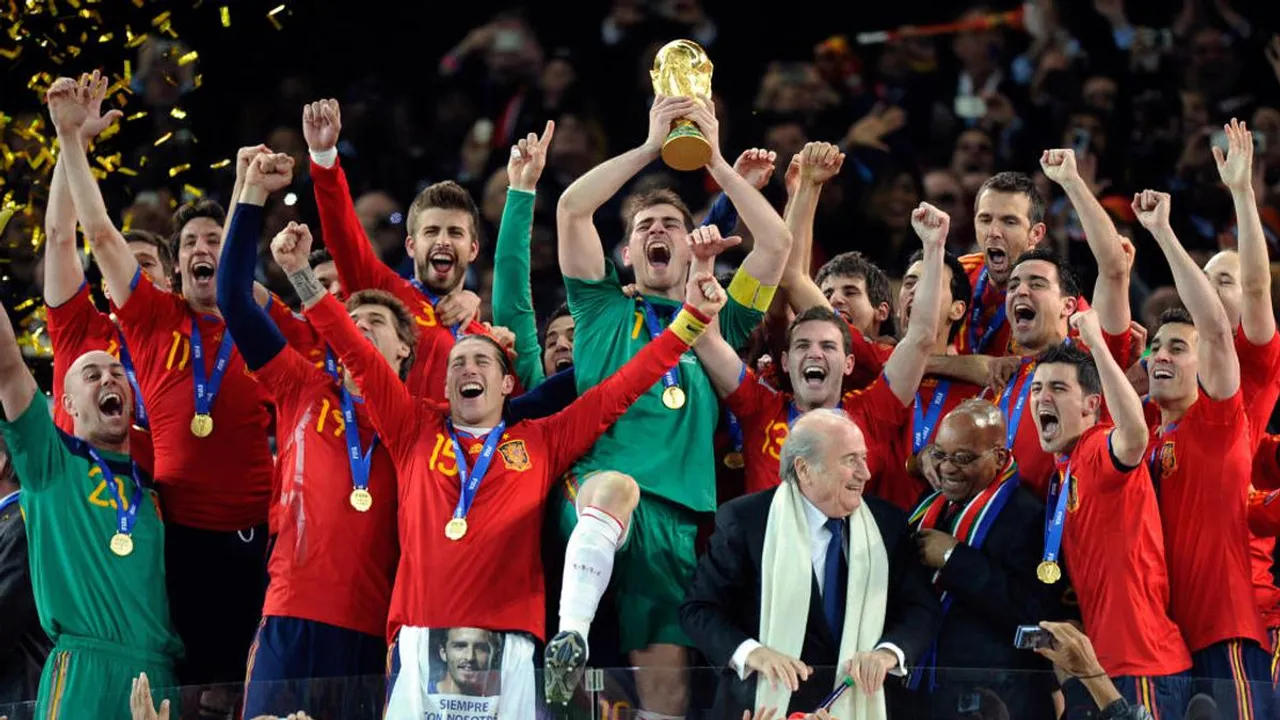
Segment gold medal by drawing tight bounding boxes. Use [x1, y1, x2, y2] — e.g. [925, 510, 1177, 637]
[1036, 560, 1061, 584]
[109, 532, 134, 557]
[349, 489, 373, 513]
[445, 517, 468, 541]
[662, 386, 686, 410]
[905, 453, 921, 478]
[723, 451, 745, 470]
[190, 413, 214, 438]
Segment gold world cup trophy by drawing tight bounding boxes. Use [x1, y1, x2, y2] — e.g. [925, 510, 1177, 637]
[650, 39, 714, 171]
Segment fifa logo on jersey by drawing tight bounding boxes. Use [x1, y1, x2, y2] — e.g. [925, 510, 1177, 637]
[498, 440, 531, 472]
[1156, 442, 1177, 476]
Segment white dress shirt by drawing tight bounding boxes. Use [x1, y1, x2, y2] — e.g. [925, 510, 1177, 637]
[729, 495, 906, 680]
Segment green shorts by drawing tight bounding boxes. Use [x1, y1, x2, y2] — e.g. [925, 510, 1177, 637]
[36, 635, 178, 720]
[559, 475, 699, 654]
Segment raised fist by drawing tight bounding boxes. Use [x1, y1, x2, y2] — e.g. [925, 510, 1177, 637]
[270, 221, 314, 274]
[302, 99, 342, 153]
[245, 152, 295, 193]
[910, 202, 950, 249]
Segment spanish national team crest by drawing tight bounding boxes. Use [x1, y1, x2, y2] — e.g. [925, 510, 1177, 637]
[498, 440, 531, 471]
[1158, 442, 1177, 476]
[1066, 478, 1081, 513]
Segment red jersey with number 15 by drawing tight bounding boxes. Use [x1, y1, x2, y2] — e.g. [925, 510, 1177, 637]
[305, 293, 696, 643]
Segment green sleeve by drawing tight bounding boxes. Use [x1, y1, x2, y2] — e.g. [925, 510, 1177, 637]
[718, 297, 766, 351]
[490, 188, 544, 389]
[0, 393, 68, 493]
[564, 261, 627, 328]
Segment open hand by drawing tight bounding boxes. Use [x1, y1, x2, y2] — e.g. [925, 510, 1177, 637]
[508, 120, 555, 192]
[799, 141, 845, 185]
[130, 672, 170, 720]
[733, 148, 777, 189]
[78, 70, 123, 142]
[687, 224, 743, 263]
[46, 76, 89, 135]
[1212, 117, 1254, 193]
[270, 221, 314, 274]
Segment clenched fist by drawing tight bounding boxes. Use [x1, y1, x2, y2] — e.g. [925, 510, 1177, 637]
[270, 222, 315, 274]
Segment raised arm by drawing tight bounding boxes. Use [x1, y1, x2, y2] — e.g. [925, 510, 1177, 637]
[1077, 310, 1149, 466]
[492, 121, 554, 389]
[556, 95, 696, 280]
[686, 98, 793, 285]
[1134, 189, 1239, 399]
[1041, 149, 1131, 334]
[216, 153, 296, 371]
[780, 142, 844, 313]
[1214, 118, 1275, 343]
[47, 75, 138, 308]
[686, 228, 749, 398]
[882, 203, 948, 405]
[0, 298, 39, 421]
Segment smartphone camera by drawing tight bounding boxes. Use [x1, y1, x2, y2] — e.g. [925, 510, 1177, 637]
[1014, 625, 1055, 650]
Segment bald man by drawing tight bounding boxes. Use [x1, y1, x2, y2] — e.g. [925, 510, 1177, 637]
[910, 399, 1066, 719]
[681, 411, 939, 718]
[0, 305, 181, 720]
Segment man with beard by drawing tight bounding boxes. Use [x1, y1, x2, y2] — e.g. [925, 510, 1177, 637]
[304, 99, 494, 402]
[0, 292, 182, 719]
[275, 214, 728, 718]
[1134, 188, 1272, 718]
[48, 75, 276, 685]
[432, 628, 500, 697]
[546, 94, 792, 716]
[1028, 311, 1191, 718]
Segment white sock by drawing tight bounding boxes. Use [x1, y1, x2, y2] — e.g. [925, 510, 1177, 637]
[635, 712, 684, 720]
[558, 505, 624, 647]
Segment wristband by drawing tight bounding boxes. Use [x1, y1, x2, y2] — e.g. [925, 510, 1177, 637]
[670, 305, 709, 345]
[727, 268, 778, 312]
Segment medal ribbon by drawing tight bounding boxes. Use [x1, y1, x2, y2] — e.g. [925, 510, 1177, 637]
[726, 365, 747, 455]
[0, 490, 19, 515]
[411, 279, 460, 339]
[189, 314, 236, 421]
[787, 402, 801, 427]
[447, 420, 507, 522]
[912, 381, 951, 454]
[87, 447, 144, 539]
[116, 330, 148, 429]
[639, 299, 681, 394]
[967, 268, 1007, 354]
[327, 350, 377, 495]
[1042, 460, 1072, 574]
[908, 462, 1020, 690]
[1147, 422, 1179, 496]
[998, 360, 1034, 448]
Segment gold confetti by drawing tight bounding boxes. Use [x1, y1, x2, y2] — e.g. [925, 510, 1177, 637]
[183, 184, 203, 198]
[0, 47, 20, 61]
[98, 32, 113, 43]
[153, 132, 173, 146]
[267, 4, 286, 29]
[178, 50, 197, 66]
[127, 110, 148, 121]
[193, 74, 203, 88]
[220, 5, 230, 26]
[123, 60, 131, 81]
[116, 167, 137, 177]
[168, 163, 190, 177]
[170, 107, 186, 120]
[210, 158, 231, 169]
[14, 298, 35, 311]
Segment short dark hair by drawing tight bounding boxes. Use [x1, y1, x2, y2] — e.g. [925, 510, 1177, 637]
[308, 247, 333, 269]
[454, 334, 513, 376]
[540, 302, 572, 348]
[407, 180, 481, 242]
[169, 199, 226, 258]
[814, 251, 893, 316]
[1035, 342, 1102, 396]
[1011, 246, 1081, 298]
[975, 171, 1045, 225]
[786, 305, 854, 356]
[1157, 307, 1195, 332]
[622, 188, 695, 238]
[907, 248, 972, 342]
[123, 229, 175, 280]
[345, 289, 418, 381]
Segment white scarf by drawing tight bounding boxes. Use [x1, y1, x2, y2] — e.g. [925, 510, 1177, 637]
[757, 483, 890, 719]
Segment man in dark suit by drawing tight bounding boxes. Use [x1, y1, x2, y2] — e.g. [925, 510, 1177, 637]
[0, 432, 51, 718]
[681, 410, 940, 718]
[912, 399, 1065, 719]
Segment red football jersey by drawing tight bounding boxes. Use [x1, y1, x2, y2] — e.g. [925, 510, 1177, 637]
[725, 370, 909, 495]
[1148, 390, 1267, 652]
[114, 275, 273, 530]
[1237, 330, 1280, 449]
[253, 348, 399, 637]
[311, 159, 490, 403]
[305, 293, 694, 643]
[875, 376, 983, 511]
[45, 283, 155, 475]
[1057, 425, 1191, 677]
[846, 326, 893, 392]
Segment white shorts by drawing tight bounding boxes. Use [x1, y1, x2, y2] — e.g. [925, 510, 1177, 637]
[384, 626, 538, 720]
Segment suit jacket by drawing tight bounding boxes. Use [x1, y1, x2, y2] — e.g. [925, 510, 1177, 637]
[680, 487, 941, 718]
[924, 486, 1067, 720]
[0, 496, 51, 709]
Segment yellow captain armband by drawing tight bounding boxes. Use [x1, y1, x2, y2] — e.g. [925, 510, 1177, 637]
[670, 305, 711, 345]
[727, 268, 778, 312]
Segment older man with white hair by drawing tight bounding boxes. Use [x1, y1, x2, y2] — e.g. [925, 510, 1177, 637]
[682, 410, 939, 719]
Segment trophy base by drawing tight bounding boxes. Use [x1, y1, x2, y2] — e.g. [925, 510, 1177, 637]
[661, 123, 712, 172]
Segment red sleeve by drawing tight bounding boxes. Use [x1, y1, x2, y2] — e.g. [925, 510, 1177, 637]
[114, 272, 182, 335]
[311, 158, 404, 296]
[251, 346, 326, 422]
[1254, 434, 1280, 491]
[1249, 489, 1280, 537]
[304, 293, 421, 459]
[845, 323, 889, 391]
[539, 329, 693, 483]
[725, 367, 779, 425]
[843, 375, 911, 451]
[266, 294, 324, 355]
[1099, 327, 1134, 370]
[47, 283, 116, 379]
[1185, 388, 1246, 436]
